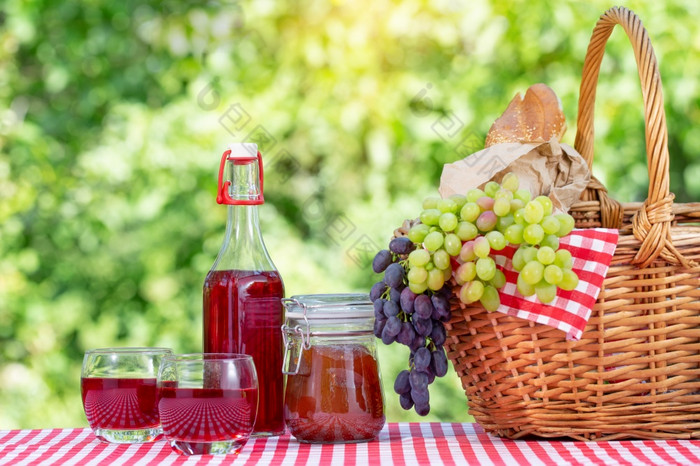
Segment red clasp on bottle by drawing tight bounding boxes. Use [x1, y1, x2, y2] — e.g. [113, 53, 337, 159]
[216, 148, 265, 205]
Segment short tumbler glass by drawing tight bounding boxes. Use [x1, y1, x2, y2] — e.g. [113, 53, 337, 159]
[81, 347, 173, 443]
[158, 353, 259, 456]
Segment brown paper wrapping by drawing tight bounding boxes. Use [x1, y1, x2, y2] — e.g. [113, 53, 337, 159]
[438, 139, 590, 214]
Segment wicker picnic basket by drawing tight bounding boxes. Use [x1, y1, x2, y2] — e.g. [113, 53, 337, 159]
[441, 7, 700, 440]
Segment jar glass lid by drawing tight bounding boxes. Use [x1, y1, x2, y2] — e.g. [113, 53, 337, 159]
[282, 293, 373, 320]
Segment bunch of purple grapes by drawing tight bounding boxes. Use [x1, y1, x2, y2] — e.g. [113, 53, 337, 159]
[370, 236, 451, 416]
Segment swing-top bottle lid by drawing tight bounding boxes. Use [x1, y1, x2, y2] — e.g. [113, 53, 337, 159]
[216, 143, 265, 205]
[227, 143, 259, 161]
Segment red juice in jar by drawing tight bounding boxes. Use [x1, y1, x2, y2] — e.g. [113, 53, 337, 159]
[203, 144, 285, 436]
[284, 344, 385, 443]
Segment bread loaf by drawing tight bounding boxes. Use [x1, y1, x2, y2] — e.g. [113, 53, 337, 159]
[485, 83, 566, 147]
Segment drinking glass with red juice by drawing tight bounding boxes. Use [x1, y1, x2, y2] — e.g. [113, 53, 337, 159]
[81, 347, 172, 443]
[157, 353, 258, 456]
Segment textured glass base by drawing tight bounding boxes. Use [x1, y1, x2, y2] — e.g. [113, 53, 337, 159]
[295, 437, 377, 444]
[169, 439, 249, 456]
[94, 427, 163, 444]
[251, 428, 285, 438]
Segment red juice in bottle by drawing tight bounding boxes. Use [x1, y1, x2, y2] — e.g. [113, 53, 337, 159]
[203, 144, 285, 436]
[204, 269, 284, 435]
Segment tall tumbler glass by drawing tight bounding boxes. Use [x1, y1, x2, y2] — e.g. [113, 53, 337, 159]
[158, 353, 258, 456]
[81, 347, 173, 443]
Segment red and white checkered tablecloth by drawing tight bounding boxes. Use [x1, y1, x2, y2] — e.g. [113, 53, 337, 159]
[496, 228, 619, 340]
[2, 423, 700, 465]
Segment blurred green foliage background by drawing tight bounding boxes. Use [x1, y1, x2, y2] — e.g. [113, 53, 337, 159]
[1, 0, 699, 428]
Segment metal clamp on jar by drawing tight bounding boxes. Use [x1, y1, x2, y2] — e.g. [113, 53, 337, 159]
[282, 294, 385, 444]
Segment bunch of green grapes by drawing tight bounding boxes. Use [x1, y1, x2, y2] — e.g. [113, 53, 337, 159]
[406, 172, 579, 311]
[404, 196, 467, 295]
[508, 202, 579, 303]
[500, 178, 579, 303]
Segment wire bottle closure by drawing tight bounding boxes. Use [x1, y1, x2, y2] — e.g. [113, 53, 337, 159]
[216, 147, 265, 205]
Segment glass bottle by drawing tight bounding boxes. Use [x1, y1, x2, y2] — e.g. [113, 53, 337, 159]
[203, 143, 285, 437]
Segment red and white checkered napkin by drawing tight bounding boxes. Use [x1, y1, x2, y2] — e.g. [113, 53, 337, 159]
[494, 228, 619, 341]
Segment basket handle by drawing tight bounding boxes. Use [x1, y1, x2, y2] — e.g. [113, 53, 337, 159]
[573, 6, 691, 268]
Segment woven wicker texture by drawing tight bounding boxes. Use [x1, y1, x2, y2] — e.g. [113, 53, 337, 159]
[443, 7, 700, 440]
